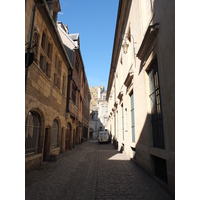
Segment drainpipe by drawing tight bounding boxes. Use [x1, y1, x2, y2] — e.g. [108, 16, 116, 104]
[25, 4, 36, 91]
[25, 2, 45, 91]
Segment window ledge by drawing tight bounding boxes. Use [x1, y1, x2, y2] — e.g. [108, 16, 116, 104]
[149, 146, 166, 160]
[137, 23, 159, 60]
[117, 91, 123, 101]
[124, 72, 134, 88]
[25, 153, 42, 162]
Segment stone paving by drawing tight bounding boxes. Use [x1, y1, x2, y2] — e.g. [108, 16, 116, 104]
[25, 141, 173, 200]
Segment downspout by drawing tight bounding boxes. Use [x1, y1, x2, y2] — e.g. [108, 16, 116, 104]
[25, 4, 36, 91]
[25, 2, 45, 91]
[66, 69, 72, 112]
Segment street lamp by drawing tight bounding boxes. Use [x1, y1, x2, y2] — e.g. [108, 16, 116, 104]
[122, 33, 131, 54]
[122, 33, 137, 68]
[122, 39, 129, 54]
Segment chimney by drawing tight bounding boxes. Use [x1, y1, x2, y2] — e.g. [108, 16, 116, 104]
[65, 24, 69, 34]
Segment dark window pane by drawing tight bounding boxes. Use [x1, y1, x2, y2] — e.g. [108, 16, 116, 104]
[25, 111, 41, 154]
[148, 59, 165, 149]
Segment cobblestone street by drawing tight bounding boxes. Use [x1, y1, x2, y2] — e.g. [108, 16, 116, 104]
[25, 141, 172, 200]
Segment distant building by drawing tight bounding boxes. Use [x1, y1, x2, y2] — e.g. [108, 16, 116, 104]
[107, 0, 175, 197]
[89, 87, 108, 139]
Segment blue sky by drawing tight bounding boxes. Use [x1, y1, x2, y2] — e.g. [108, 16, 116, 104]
[57, 0, 119, 90]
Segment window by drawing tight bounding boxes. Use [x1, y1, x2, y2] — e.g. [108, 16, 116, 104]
[51, 119, 59, 147]
[58, 61, 62, 75]
[40, 55, 51, 78]
[54, 54, 61, 89]
[148, 59, 165, 149]
[41, 32, 46, 51]
[55, 54, 58, 70]
[25, 111, 41, 155]
[40, 55, 45, 72]
[72, 82, 76, 104]
[47, 42, 53, 60]
[153, 156, 168, 183]
[62, 74, 66, 95]
[32, 29, 39, 64]
[130, 91, 135, 142]
[122, 104, 124, 140]
[40, 31, 51, 78]
[80, 97, 82, 112]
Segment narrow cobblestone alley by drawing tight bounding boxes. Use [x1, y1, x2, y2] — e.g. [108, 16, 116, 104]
[25, 141, 172, 200]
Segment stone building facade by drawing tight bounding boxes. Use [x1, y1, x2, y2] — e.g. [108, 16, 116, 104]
[106, 0, 175, 197]
[25, 0, 90, 172]
[89, 87, 108, 139]
[82, 74, 91, 140]
[57, 22, 91, 147]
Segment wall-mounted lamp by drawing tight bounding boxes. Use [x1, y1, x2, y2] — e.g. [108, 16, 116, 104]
[122, 40, 129, 54]
[122, 33, 133, 54]
[122, 33, 130, 54]
[122, 32, 137, 68]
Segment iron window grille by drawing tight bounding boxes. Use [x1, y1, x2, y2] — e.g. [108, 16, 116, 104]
[148, 59, 165, 149]
[51, 119, 58, 148]
[25, 111, 41, 155]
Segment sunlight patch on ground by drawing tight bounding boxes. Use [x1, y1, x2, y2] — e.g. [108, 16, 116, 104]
[108, 153, 130, 161]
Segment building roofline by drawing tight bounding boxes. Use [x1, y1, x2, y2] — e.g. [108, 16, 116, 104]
[106, 0, 131, 101]
[57, 23, 78, 48]
[36, 0, 73, 70]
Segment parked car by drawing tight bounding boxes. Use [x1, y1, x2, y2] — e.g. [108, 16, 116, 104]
[98, 130, 109, 144]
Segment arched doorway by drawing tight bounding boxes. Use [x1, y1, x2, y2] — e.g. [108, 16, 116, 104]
[65, 123, 71, 150]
